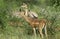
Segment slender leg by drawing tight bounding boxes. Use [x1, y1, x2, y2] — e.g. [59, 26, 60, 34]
[44, 26, 47, 37]
[33, 28, 36, 36]
[33, 28, 36, 39]
[39, 28, 43, 38]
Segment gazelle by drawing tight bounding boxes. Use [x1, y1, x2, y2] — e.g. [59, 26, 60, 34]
[20, 12, 47, 38]
[20, 3, 47, 38]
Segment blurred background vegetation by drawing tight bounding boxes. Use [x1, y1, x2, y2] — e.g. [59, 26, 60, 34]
[0, 0, 60, 39]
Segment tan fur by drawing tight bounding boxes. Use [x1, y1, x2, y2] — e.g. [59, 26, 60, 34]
[20, 12, 47, 38]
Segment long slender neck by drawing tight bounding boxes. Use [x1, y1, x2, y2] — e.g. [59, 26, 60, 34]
[21, 13, 31, 23]
[20, 7, 32, 23]
[25, 8, 28, 16]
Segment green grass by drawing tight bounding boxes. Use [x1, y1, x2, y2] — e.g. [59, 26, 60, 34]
[0, 0, 60, 39]
[0, 21, 60, 39]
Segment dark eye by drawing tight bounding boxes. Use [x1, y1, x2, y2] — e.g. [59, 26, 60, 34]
[19, 9, 21, 12]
